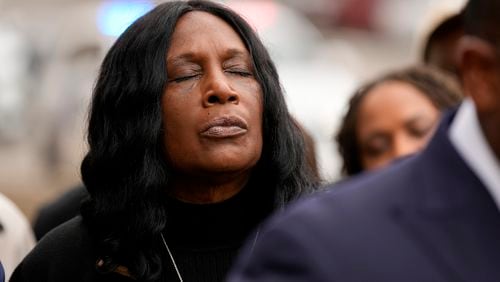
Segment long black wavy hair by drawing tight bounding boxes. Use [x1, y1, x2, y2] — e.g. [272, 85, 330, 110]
[80, 0, 319, 280]
[335, 65, 462, 176]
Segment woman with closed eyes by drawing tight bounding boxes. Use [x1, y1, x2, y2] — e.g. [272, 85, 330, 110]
[10, 1, 319, 281]
[336, 66, 462, 176]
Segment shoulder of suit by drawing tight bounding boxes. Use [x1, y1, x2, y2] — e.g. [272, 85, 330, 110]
[263, 155, 422, 233]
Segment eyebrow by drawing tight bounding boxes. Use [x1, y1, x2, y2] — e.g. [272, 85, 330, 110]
[167, 53, 197, 67]
[224, 48, 248, 60]
[403, 114, 434, 128]
[167, 48, 249, 67]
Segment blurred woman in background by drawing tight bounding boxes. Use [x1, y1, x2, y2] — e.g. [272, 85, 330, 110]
[336, 65, 462, 176]
[0, 193, 34, 281]
[11, 1, 318, 281]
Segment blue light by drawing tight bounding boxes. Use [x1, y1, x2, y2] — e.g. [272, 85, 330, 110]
[97, 1, 154, 37]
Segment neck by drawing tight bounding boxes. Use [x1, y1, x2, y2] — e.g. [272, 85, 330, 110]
[169, 171, 251, 204]
[480, 116, 500, 161]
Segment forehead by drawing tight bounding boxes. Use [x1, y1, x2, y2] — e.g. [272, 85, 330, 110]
[357, 81, 438, 124]
[361, 81, 432, 112]
[167, 11, 248, 58]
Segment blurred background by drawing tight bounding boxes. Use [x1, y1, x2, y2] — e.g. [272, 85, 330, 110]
[0, 0, 466, 220]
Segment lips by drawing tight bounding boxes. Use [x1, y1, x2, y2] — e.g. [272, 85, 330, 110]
[200, 116, 248, 138]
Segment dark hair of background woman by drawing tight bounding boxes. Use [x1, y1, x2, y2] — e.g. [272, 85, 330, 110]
[80, 0, 319, 280]
[335, 65, 462, 176]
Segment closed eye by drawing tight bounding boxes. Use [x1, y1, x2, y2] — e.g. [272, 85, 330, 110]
[226, 69, 253, 77]
[405, 117, 437, 138]
[361, 134, 390, 157]
[169, 74, 200, 83]
[408, 126, 431, 138]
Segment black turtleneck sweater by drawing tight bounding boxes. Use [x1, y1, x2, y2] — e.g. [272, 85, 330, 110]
[10, 187, 273, 282]
[162, 186, 271, 281]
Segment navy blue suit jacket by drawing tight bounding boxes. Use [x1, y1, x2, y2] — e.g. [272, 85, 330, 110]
[1, 261, 4, 282]
[228, 110, 500, 282]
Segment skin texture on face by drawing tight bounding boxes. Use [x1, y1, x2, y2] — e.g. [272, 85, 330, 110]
[356, 81, 441, 171]
[483, 57, 500, 160]
[459, 36, 500, 160]
[162, 11, 263, 203]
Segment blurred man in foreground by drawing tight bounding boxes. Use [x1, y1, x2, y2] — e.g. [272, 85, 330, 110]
[228, 0, 500, 280]
[1, 261, 4, 282]
[422, 12, 464, 76]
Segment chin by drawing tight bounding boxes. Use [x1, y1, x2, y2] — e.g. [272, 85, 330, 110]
[205, 159, 257, 174]
[202, 146, 261, 169]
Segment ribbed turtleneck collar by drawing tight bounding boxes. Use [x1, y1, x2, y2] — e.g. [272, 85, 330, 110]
[164, 184, 273, 250]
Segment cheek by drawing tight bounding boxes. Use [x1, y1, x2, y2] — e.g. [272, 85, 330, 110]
[162, 85, 201, 129]
[162, 96, 183, 138]
[249, 91, 264, 147]
[239, 82, 264, 160]
[240, 79, 263, 104]
[361, 155, 391, 171]
[236, 79, 263, 126]
[419, 128, 436, 145]
[243, 104, 263, 159]
[161, 93, 198, 157]
[361, 156, 382, 171]
[491, 75, 500, 111]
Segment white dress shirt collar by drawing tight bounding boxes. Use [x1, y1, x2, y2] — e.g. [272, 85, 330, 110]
[449, 99, 500, 209]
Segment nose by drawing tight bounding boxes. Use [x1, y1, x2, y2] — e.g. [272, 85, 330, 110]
[202, 72, 239, 107]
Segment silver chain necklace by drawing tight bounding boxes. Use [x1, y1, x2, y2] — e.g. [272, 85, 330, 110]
[160, 228, 260, 282]
[160, 233, 184, 282]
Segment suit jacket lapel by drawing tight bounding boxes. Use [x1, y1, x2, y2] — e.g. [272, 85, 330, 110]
[395, 110, 500, 282]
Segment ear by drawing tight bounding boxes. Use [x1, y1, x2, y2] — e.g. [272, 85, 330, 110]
[457, 36, 500, 115]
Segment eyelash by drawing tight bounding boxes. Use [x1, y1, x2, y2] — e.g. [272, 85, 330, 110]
[170, 74, 200, 83]
[169, 69, 252, 83]
[227, 70, 253, 77]
[408, 125, 431, 138]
